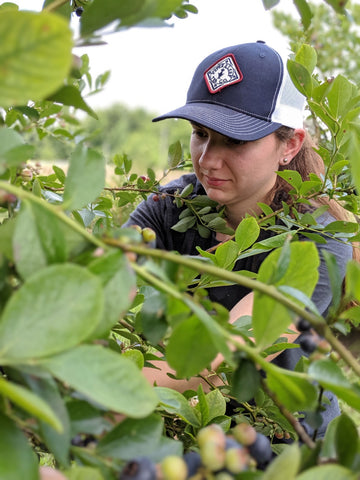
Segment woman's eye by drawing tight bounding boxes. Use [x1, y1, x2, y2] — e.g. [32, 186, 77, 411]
[226, 137, 246, 146]
[192, 129, 207, 138]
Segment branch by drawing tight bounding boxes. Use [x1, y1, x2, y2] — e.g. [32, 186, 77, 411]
[43, 0, 70, 11]
[261, 380, 316, 448]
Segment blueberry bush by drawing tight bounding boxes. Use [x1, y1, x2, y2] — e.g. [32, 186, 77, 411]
[1, 1, 360, 479]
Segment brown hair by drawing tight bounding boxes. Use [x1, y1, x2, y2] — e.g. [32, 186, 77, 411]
[271, 126, 359, 262]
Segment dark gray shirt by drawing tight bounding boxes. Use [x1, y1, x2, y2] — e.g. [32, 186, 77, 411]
[124, 173, 353, 437]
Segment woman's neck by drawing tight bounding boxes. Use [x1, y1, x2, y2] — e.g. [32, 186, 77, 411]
[224, 191, 275, 229]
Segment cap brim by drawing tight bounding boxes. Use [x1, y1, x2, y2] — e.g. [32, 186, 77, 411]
[152, 103, 282, 141]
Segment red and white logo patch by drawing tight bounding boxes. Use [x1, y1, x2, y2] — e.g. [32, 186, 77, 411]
[204, 54, 243, 94]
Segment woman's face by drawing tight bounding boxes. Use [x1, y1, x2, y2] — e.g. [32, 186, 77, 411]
[190, 123, 285, 217]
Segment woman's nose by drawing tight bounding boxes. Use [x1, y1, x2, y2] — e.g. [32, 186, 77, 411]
[198, 142, 223, 170]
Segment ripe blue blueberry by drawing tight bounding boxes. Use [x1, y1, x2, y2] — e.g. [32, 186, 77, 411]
[183, 451, 202, 477]
[248, 433, 273, 466]
[120, 457, 157, 480]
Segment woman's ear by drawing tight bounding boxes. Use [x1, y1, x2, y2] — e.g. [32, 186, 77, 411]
[281, 128, 306, 164]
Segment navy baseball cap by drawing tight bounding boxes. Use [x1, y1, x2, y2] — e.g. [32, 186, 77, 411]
[153, 41, 306, 141]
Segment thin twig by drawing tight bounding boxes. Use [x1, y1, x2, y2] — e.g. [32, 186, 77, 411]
[261, 380, 316, 448]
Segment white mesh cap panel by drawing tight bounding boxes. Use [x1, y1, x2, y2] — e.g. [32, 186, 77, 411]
[271, 63, 306, 129]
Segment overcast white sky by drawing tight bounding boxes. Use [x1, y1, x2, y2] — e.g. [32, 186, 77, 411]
[16, 0, 299, 115]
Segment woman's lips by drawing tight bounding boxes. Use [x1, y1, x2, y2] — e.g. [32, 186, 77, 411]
[205, 175, 228, 187]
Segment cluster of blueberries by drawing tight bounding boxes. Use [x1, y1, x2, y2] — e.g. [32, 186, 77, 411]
[120, 423, 274, 480]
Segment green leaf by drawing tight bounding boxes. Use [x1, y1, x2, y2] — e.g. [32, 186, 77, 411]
[67, 399, 112, 436]
[180, 183, 194, 198]
[231, 359, 261, 403]
[0, 127, 32, 171]
[326, 75, 354, 119]
[235, 216, 260, 252]
[184, 298, 232, 364]
[308, 359, 360, 411]
[47, 85, 98, 119]
[253, 242, 319, 349]
[88, 250, 137, 338]
[171, 215, 196, 232]
[138, 287, 168, 344]
[0, 412, 39, 480]
[40, 345, 158, 417]
[167, 140, 183, 167]
[334, 414, 359, 468]
[0, 264, 103, 362]
[204, 388, 227, 424]
[0, 10, 72, 107]
[308, 99, 337, 133]
[262, 442, 300, 480]
[64, 467, 104, 480]
[196, 384, 210, 426]
[80, 0, 146, 36]
[155, 387, 201, 427]
[321, 250, 342, 310]
[276, 170, 303, 192]
[253, 231, 293, 250]
[166, 315, 218, 378]
[63, 144, 106, 210]
[266, 365, 318, 411]
[97, 414, 182, 462]
[296, 464, 357, 480]
[295, 46, 317, 75]
[323, 221, 358, 234]
[323, 0, 349, 14]
[0, 376, 62, 432]
[13, 199, 67, 280]
[215, 240, 239, 270]
[345, 260, 360, 302]
[262, 0, 280, 9]
[287, 59, 313, 97]
[293, 1, 313, 30]
[27, 375, 71, 466]
[3, 144, 35, 167]
[346, 127, 360, 194]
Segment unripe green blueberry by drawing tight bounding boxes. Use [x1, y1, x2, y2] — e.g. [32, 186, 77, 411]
[20, 168, 33, 182]
[215, 471, 233, 480]
[197, 424, 225, 449]
[197, 425, 226, 472]
[131, 224, 143, 234]
[232, 423, 257, 447]
[330, 351, 341, 363]
[224, 446, 249, 473]
[199, 444, 225, 473]
[142, 227, 156, 243]
[317, 338, 332, 354]
[160, 455, 187, 480]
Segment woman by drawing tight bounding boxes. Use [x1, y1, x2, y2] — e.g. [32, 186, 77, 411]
[124, 41, 353, 437]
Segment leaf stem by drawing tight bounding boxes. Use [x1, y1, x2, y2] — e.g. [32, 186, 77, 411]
[43, 0, 70, 11]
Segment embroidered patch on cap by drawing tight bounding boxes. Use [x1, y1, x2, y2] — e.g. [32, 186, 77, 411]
[204, 54, 243, 94]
